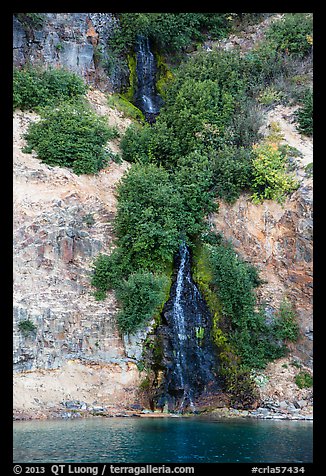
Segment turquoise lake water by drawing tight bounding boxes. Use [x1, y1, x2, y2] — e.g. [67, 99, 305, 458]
[13, 416, 313, 463]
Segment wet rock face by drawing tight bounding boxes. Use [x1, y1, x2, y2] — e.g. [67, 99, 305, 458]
[155, 244, 221, 413]
[134, 36, 164, 120]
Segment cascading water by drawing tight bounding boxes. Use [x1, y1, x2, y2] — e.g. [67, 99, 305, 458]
[134, 35, 163, 123]
[155, 243, 221, 413]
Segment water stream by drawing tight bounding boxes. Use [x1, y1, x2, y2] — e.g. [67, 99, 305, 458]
[156, 243, 221, 413]
[134, 35, 163, 122]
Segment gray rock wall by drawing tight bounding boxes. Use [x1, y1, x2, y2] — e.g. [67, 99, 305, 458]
[13, 196, 126, 371]
[13, 13, 126, 91]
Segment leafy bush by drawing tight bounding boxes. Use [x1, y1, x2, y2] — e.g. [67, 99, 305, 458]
[211, 145, 254, 203]
[305, 162, 313, 178]
[224, 366, 259, 408]
[110, 13, 233, 54]
[90, 254, 113, 300]
[251, 143, 299, 204]
[120, 121, 181, 168]
[273, 298, 300, 342]
[13, 67, 87, 111]
[295, 89, 313, 136]
[205, 241, 290, 369]
[266, 14, 313, 58]
[294, 371, 313, 389]
[114, 163, 182, 270]
[14, 13, 45, 30]
[226, 98, 264, 148]
[91, 252, 172, 334]
[116, 271, 170, 333]
[258, 85, 283, 106]
[120, 48, 266, 172]
[91, 248, 137, 297]
[83, 213, 95, 227]
[172, 151, 217, 236]
[208, 242, 257, 326]
[119, 123, 151, 163]
[23, 101, 117, 174]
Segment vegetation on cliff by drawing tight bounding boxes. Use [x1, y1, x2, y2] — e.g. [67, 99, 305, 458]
[109, 13, 235, 55]
[14, 67, 119, 174]
[92, 14, 311, 362]
[90, 15, 312, 406]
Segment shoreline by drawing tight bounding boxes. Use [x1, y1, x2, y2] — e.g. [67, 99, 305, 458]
[13, 406, 313, 422]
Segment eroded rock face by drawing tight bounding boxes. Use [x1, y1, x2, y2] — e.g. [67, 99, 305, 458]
[212, 104, 313, 368]
[13, 109, 131, 372]
[213, 188, 312, 366]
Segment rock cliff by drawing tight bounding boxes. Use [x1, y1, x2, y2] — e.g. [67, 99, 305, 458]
[213, 105, 313, 368]
[13, 13, 127, 91]
[13, 13, 313, 419]
[13, 92, 147, 417]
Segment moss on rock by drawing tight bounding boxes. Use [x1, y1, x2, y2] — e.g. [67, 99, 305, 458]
[192, 241, 259, 408]
[153, 50, 174, 99]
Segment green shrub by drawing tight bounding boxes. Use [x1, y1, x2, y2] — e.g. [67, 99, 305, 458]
[266, 14, 313, 58]
[224, 366, 259, 408]
[110, 13, 233, 54]
[204, 241, 289, 369]
[83, 213, 95, 227]
[91, 249, 136, 297]
[172, 151, 217, 236]
[14, 13, 45, 30]
[226, 98, 264, 148]
[251, 143, 299, 204]
[120, 121, 182, 168]
[294, 371, 313, 389]
[114, 163, 182, 270]
[208, 242, 257, 326]
[258, 86, 283, 106]
[18, 319, 37, 337]
[273, 298, 300, 342]
[90, 254, 112, 298]
[23, 101, 116, 175]
[13, 67, 87, 111]
[295, 89, 313, 136]
[305, 162, 313, 177]
[120, 123, 152, 163]
[116, 271, 170, 333]
[243, 41, 292, 96]
[211, 145, 254, 203]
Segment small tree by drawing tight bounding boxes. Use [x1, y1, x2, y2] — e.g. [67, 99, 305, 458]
[295, 89, 313, 137]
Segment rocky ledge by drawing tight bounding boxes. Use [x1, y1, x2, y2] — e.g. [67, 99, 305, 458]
[13, 389, 313, 422]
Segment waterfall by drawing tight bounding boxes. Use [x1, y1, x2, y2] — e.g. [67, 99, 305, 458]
[156, 243, 221, 413]
[171, 243, 196, 411]
[134, 35, 163, 122]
